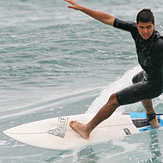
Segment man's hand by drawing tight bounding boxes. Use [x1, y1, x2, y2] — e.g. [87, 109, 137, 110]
[64, 0, 115, 26]
[65, 0, 82, 10]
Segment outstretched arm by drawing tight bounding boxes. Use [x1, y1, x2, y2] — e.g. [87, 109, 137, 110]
[65, 0, 116, 26]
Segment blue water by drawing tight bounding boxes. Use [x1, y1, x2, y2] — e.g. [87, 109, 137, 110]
[1, 0, 163, 162]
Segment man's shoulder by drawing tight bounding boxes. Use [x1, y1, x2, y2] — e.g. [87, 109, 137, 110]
[114, 18, 136, 27]
[155, 38, 163, 52]
[152, 33, 163, 54]
[114, 18, 137, 32]
[154, 31, 163, 46]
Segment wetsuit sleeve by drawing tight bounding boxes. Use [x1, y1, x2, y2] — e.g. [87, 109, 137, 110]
[113, 18, 136, 32]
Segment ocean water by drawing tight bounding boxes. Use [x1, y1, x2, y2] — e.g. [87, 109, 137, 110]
[1, 0, 163, 162]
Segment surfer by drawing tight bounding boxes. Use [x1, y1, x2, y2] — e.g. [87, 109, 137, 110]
[65, 0, 163, 139]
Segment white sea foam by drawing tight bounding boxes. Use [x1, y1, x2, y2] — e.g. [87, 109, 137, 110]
[86, 65, 142, 114]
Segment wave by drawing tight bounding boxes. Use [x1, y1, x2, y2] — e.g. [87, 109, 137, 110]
[86, 65, 142, 114]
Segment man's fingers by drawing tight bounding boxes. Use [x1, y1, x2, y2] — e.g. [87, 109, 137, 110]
[67, 5, 73, 8]
[65, 0, 80, 10]
[65, 0, 74, 4]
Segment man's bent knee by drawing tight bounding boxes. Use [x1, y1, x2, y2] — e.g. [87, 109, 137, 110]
[108, 93, 120, 107]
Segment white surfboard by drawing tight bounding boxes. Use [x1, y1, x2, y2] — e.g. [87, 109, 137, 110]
[3, 112, 163, 150]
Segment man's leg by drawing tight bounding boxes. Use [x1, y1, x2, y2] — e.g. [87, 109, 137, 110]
[132, 73, 159, 129]
[69, 93, 120, 139]
[141, 99, 159, 128]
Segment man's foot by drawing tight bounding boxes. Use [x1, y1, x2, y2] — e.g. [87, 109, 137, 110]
[150, 116, 159, 128]
[69, 121, 91, 139]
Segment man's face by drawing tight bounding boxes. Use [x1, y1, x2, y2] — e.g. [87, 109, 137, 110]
[137, 21, 155, 40]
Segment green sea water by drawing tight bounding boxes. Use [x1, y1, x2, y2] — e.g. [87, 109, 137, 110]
[1, 0, 163, 162]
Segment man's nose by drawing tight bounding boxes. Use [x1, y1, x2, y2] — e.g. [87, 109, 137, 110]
[143, 28, 148, 33]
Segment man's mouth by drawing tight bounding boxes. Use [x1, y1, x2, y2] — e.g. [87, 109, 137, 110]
[142, 34, 149, 39]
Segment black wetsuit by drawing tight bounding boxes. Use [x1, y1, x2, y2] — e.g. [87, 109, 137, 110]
[114, 18, 163, 105]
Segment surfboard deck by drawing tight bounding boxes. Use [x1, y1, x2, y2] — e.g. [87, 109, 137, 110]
[3, 112, 163, 150]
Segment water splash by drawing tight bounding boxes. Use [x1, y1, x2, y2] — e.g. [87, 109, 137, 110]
[86, 65, 142, 114]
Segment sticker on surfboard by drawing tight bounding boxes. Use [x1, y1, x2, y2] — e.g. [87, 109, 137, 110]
[47, 117, 68, 138]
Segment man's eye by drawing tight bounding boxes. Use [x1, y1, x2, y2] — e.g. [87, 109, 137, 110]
[146, 26, 151, 29]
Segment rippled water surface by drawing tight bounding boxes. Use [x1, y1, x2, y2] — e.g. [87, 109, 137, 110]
[1, 0, 163, 162]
